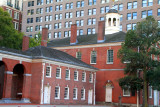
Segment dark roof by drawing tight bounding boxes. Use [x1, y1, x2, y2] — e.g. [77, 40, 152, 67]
[108, 9, 118, 13]
[0, 46, 97, 70]
[47, 31, 126, 47]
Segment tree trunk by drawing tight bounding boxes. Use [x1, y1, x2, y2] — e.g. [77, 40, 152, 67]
[143, 70, 148, 107]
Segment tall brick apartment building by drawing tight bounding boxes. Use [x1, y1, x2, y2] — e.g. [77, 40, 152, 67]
[48, 9, 160, 106]
[22, 0, 160, 39]
[0, 0, 23, 31]
[0, 28, 97, 104]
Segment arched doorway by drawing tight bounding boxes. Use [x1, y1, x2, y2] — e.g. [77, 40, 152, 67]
[105, 80, 114, 103]
[0, 61, 6, 99]
[11, 64, 24, 100]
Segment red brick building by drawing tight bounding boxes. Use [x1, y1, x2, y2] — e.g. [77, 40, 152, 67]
[0, 28, 97, 104]
[47, 9, 160, 106]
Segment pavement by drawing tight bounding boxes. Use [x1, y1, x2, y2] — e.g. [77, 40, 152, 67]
[0, 105, 117, 107]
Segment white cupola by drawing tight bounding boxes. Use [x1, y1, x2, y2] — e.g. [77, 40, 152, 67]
[105, 8, 120, 35]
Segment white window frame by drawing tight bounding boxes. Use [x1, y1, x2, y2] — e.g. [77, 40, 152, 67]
[107, 50, 114, 64]
[74, 71, 79, 81]
[65, 69, 70, 80]
[46, 66, 51, 77]
[90, 51, 97, 64]
[73, 88, 78, 100]
[55, 86, 60, 99]
[82, 72, 86, 82]
[81, 88, 85, 100]
[64, 87, 69, 99]
[56, 67, 61, 79]
[89, 73, 93, 83]
[123, 87, 130, 97]
[149, 86, 152, 98]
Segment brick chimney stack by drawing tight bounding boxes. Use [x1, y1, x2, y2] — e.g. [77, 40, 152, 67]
[70, 24, 78, 45]
[22, 36, 29, 51]
[97, 21, 105, 43]
[41, 28, 48, 47]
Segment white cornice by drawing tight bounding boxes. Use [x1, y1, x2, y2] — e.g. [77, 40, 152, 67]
[52, 42, 122, 50]
[32, 59, 98, 72]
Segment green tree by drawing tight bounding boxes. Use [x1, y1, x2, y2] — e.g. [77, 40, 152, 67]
[0, 7, 23, 50]
[118, 16, 160, 107]
[29, 32, 41, 48]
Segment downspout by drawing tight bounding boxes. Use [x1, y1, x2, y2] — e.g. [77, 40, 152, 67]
[94, 72, 96, 105]
[137, 46, 140, 107]
[40, 63, 45, 104]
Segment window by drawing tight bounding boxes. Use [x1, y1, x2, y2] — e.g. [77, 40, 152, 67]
[149, 86, 152, 98]
[132, 12, 137, 19]
[158, 0, 160, 4]
[142, 11, 147, 18]
[27, 9, 34, 15]
[65, 12, 72, 19]
[119, 4, 123, 11]
[91, 51, 97, 64]
[93, 18, 96, 25]
[74, 71, 78, 81]
[107, 50, 113, 64]
[65, 69, 70, 80]
[82, 72, 86, 82]
[93, 8, 96, 15]
[45, 6, 52, 13]
[123, 87, 130, 96]
[105, 6, 109, 13]
[148, 0, 153, 6]
[45, 24, 52, 30]
[55, 5, 62, 11]
[127, 24, 131, 31]
[120, 15, 123, 21]
[127, 2, 132, 9]
[73, 88, 78, 99]
[120, 25, 122, 31]
[28, 1, 34, 7]
[46, 66, 51, 77]
[127, 13, 131, 20]
[88, 19, 92, 25]
[37, 0, 43, 5]
[27, 18, 33, 23]
[89, 73, 93, 83]
[76, 52, 82, 60]
[14, 12, 19, 20]
[100, 7, 105, 14]
[54, 32, 61, 38]
[142, 0, 147, 7]
[87, 28, 91, 35]
[80, 29, 83, 35]
[114, 5, 118, 10]
[46, 0, 53, 4]
[56, 68, 61, 79]
[81, 88, 85, 100]
[35, 25, 42, 31]
[100, 17, 105, 21]
[48, 33, 51, 39]
[55, 86, 60, 99]
[77, 1, 84, 8]
[158, 9, 160, 16]
[64, 87, 69, 99]
[36, 8, 43, 14]
[133, 1, 137, 8]
[132, 23, 136, 30]
[148, 10, 152, 16]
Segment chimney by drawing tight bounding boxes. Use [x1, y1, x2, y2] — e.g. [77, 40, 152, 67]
[41, 27, 48, 47]
[22, 36, 29, 51]
[97, 21, 105, 43]
[70, 24, 78, 45]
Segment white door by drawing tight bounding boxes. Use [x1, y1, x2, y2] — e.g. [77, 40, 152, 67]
[88, 90, 93, 104]
[44, 86, 51, 104]
[154, 90, 159, 106]
[105, 88, 112, 102]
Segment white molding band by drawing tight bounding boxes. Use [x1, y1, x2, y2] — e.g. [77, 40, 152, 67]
[23, 74, 32, 76]
[99, 69, 124, 71]
[5, 71, 13, 74]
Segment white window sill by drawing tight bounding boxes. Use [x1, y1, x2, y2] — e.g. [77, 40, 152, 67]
[90, 63, 96, 65]
[89, 82, 93, 83]
[46, 76, 51, 78]
[55, 98, 60, 99]
[74, 80, 79, 81]
[56, 77, 61, 79]
[64, 98, 69, 100]
[65, 78, 70, 80]
[81, 98, 85, 100]
[73, 98, 78, 100]
[123, 95, 130, 97]
[107, 62, 113, 64]
[82, 80, 86, 82]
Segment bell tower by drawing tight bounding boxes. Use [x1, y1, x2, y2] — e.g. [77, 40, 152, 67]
[105, 8, 120, 34]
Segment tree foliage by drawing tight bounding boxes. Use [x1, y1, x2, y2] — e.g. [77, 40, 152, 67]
[118, 16, 160, 107]
[0, 7, 23, 50]
[29, 32, 42, 48]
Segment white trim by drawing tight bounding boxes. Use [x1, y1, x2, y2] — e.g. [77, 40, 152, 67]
[64, 87, 69, 99]
[65, 69, 70, 80]
[32, 59, 97, 72]
[55, 86, 60, 99]
[73, 88, 78, 100]
[90, 51, 97, 64]
[149, 86, 152, 98]
[5, 71, 13, 74]
[23, 74, 32, 76]
[46, 66, 52, 78]
[0, 57, 2, 61]
[40, 63, 45, 104]
[52, 42, 122, 50]
[81, 88, 85, 100]
[106, 49, 114, 64]
[89, 73, 93, 83]
[56, 67, 61, 79]
[99, 69, 124, 71]
[82, 72, 86, 82]
[74, 71, 79, 81]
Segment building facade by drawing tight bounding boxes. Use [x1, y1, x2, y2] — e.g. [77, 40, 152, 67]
[47, 9, 160, 106]
[22, 0, 160, 39]
[0, 28, 97, 105]
[0, 0, 23, 31]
